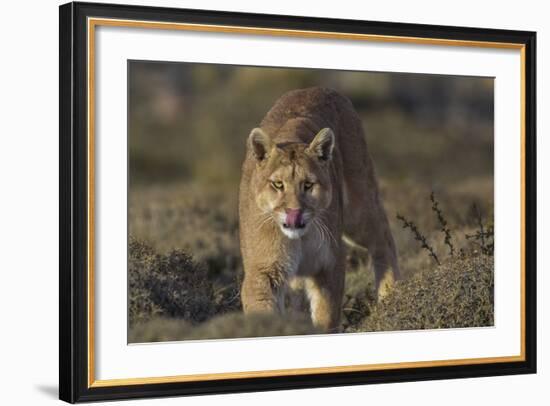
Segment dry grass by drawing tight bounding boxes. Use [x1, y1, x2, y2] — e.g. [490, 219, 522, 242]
[130, 313, 319, 343]
[128, 178, 494, 342]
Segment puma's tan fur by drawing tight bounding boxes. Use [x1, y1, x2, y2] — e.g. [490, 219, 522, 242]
[239, 87, 400, 332]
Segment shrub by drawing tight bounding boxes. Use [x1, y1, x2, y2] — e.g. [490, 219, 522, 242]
[128, 185, 244, 314]
[357, 254, 494, 332]
[128, 237, 216, 327]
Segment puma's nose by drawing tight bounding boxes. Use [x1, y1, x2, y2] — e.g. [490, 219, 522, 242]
[284, 208, 305, 229]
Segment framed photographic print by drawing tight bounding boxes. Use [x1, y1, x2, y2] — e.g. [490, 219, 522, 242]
[59, 1, 537, 403]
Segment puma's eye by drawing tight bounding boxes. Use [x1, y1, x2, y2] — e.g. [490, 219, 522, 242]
[271, 181, 284, 190]
[304, 182, 314, 191]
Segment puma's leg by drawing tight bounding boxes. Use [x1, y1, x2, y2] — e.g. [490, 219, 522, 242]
[305, 265, 345, 332]
[371, 227, 400, 300]
[344, 192, 401, 301]
[288, 277, 308, 314]
[241, 266, 286, 314]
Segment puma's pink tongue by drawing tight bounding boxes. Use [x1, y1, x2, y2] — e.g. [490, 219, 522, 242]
[285, 209, 304, 228]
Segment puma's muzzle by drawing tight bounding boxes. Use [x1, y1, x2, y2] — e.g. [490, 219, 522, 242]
[284, 208, 305, 229]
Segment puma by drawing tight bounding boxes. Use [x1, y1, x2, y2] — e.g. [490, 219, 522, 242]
[238, 87, 400, 332]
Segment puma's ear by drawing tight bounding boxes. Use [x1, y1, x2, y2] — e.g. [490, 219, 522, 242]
[307, 128, 335, 161]
[248, 128, 273, 161]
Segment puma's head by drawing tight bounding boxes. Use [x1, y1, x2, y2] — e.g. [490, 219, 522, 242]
[248, 127, 335, 239]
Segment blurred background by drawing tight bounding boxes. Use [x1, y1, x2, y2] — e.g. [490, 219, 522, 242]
[129, 61, 493, 187]
[128, 61, 494, 342]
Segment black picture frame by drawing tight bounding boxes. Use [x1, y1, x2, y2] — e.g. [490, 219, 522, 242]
[59, 1, 537, 403]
